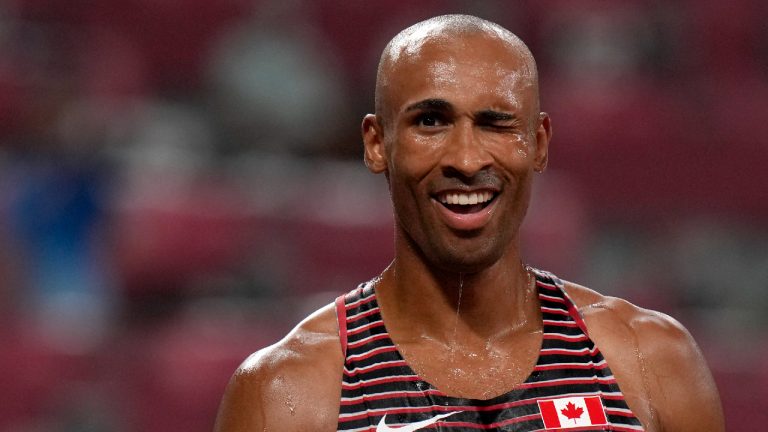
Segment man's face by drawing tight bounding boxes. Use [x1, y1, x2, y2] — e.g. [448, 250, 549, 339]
[366, 33, 550, 273]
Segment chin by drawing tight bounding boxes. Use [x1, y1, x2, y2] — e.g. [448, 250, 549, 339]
[429, 242, 506, 275]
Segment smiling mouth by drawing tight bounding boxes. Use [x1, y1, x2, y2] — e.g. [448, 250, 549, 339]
[436, 191, 496, 214]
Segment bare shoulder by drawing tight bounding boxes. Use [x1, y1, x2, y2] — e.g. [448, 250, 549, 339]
[563, 281, 725, 432]
[214, 302, 343, 432]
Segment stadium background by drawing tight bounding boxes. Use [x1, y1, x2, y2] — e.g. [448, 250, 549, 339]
[1, 0, 766, 430]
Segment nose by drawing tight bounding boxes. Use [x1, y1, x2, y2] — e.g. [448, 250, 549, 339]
[440, 119, 493, 177]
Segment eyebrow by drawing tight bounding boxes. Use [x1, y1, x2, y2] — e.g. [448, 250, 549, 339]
[405, 100, 515, 120]
[404, 98, 453, 113]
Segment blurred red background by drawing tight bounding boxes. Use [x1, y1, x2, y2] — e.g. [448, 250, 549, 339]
[1, 0, 766, 430]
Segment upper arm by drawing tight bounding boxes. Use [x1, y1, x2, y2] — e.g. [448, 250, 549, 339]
[634, 312, 725, 431]
[566, 283, 724, 431]
[214, 353, 271, 432]
[214, 305, 344, 432]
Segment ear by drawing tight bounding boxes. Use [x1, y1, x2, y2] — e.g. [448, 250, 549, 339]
[534, 112, 552, 173]
[362, 114, 388, 174]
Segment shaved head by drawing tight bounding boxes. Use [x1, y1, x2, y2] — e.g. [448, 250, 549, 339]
[375, 15, 540, 126]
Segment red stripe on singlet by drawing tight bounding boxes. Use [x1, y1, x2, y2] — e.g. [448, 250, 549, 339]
[343, 359, 408, 376]
[567, 298, 590, 336]
[515, 376, 618, 391]
[347, 307, 380, 323]
[533, 360, 608, 372]
[542, 333, 590, 342]
[345, 289, 376, 310]
[346, 345, 399, 362]
[539, 347, 592, 356]
[541, 306, 570, 316]
[336, 294, 348, 358]
[536, 280, 559, 290]
[347, 319, 384, 336]
[542, 319, 580, 327]
[339, 389, 444, 405]
[539, 293, 566, 304]
[444, 414, 542, 429]
[347, 333, 392, 349]
[341, 374, 421, 390]
[605, 408, 643, 418]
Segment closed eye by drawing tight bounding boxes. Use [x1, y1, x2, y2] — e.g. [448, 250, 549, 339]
[476, 110, 520, 130]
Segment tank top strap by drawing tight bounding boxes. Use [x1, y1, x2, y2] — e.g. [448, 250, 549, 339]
[532, 268, 590, 336]
[335, 281, 378, 360]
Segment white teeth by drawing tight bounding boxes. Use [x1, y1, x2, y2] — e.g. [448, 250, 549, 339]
[439, 191, 494, 205]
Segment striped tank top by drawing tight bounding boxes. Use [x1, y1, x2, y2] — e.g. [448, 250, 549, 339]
[335, 269, 644, 431]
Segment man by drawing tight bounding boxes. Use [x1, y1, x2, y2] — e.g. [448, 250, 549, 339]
[214, 15, 724, 431]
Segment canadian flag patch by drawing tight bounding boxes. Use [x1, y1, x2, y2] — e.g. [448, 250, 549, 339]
[537, 396, 608, 429]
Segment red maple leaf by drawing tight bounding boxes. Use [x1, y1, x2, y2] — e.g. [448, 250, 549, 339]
[561, 401, 584, 423]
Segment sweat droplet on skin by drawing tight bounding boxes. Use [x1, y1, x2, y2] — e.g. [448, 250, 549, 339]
[285, 396, 296, 415]
[449, 274, 464, 360]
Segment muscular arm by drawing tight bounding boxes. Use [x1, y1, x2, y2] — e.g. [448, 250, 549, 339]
[214, 303, 343, 432]
[633, 309, 724, 431]
[566, 283, 725, 432]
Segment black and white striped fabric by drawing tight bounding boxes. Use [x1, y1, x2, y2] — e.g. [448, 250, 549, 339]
[335, 269, 645, 431]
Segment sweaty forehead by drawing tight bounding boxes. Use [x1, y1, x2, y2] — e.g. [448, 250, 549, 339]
[377, 30, 537, 115]
[387, 19, 524, 60]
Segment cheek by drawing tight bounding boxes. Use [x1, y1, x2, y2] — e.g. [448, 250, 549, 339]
[385, 160, 423, 215]
[389, 134, 444, 178]
[483, 134, 535, 168]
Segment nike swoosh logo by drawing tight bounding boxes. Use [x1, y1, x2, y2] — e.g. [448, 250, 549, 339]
[376, 411, 461, 432]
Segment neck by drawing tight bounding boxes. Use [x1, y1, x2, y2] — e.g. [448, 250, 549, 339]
[375, 242, 539, 343]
